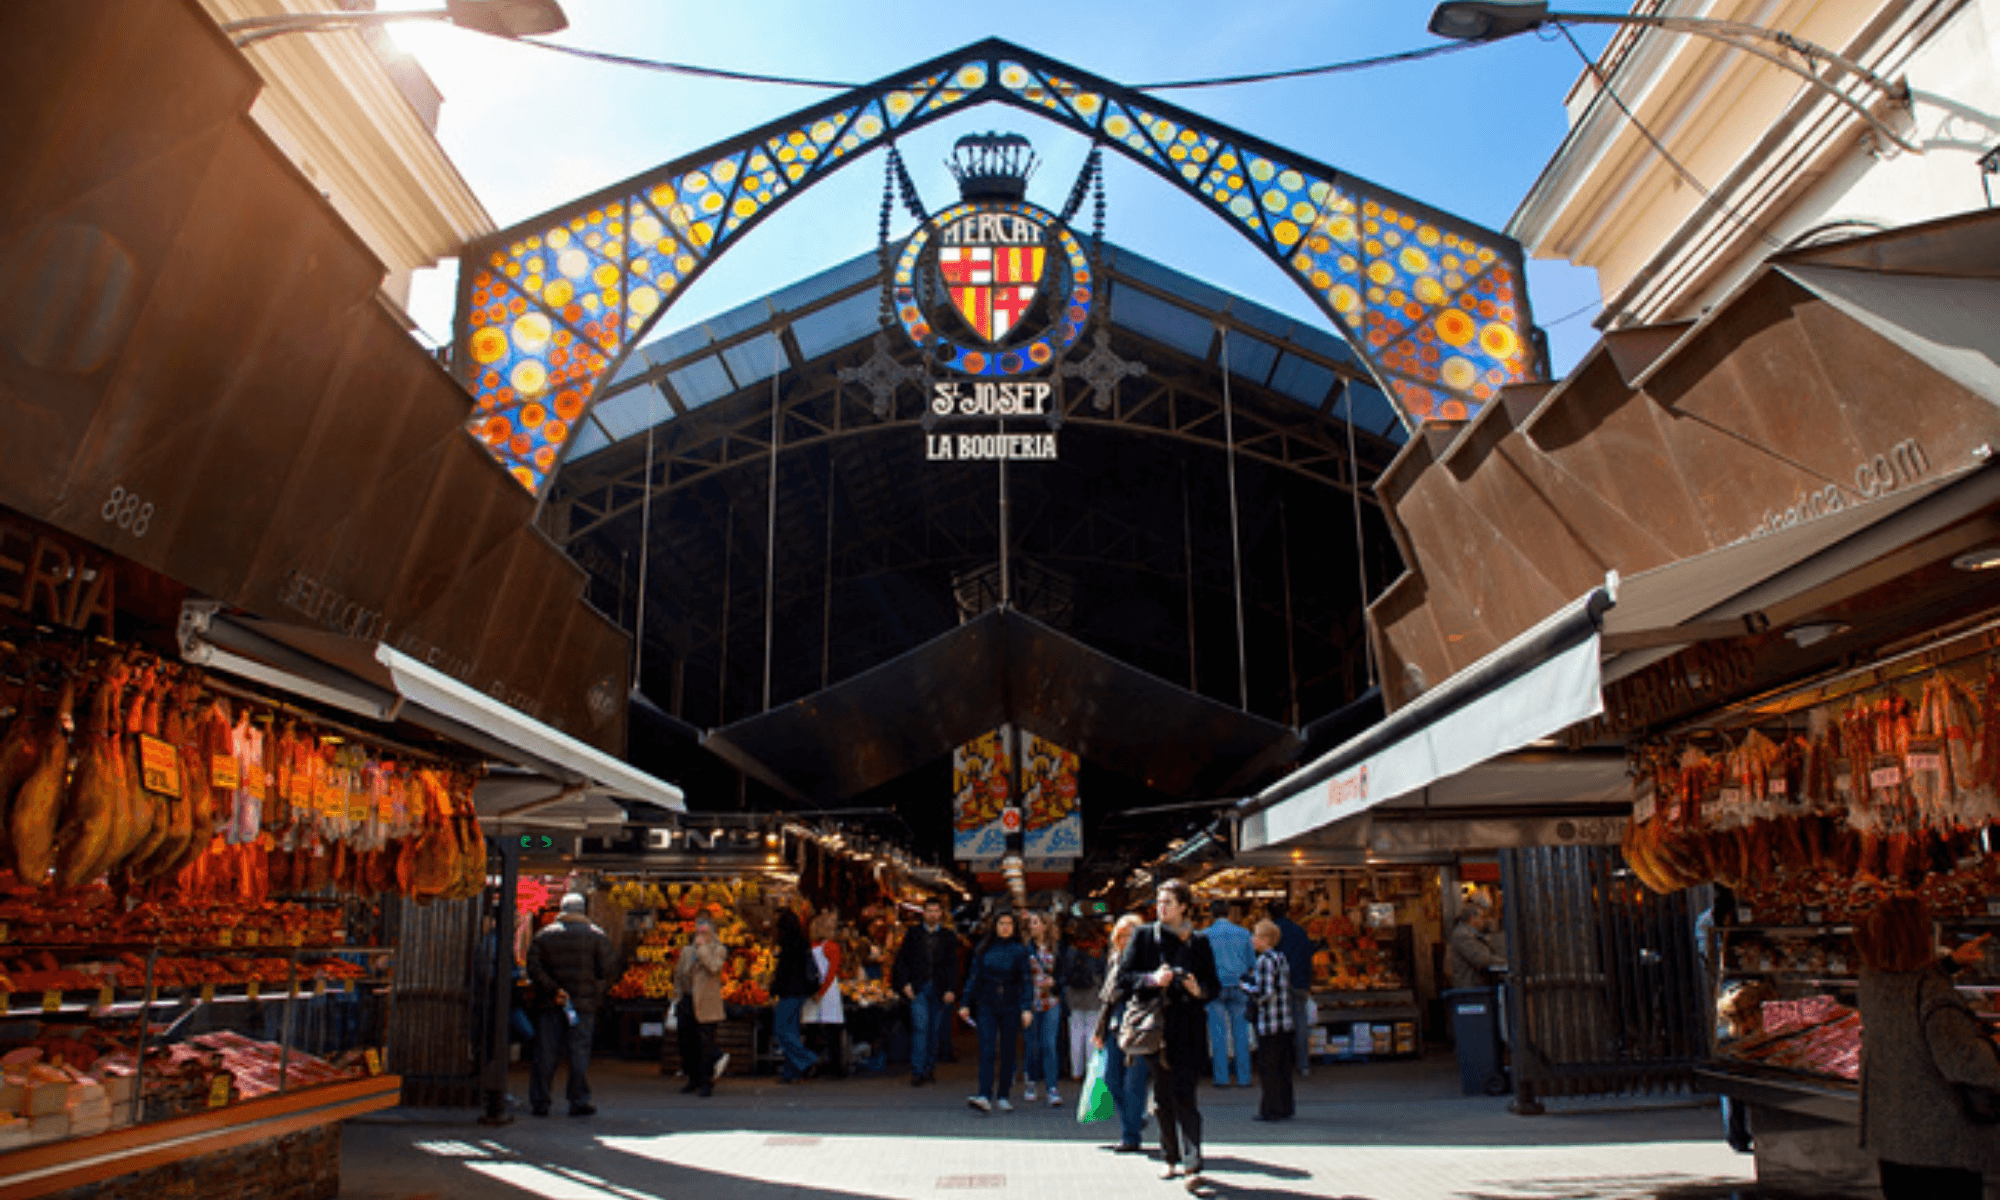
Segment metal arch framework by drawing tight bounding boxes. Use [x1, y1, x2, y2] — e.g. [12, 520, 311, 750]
[452, 38, 1543, 493]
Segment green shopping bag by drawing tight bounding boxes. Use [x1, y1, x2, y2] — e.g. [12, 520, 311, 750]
[1077, 1047, 1115, 1124]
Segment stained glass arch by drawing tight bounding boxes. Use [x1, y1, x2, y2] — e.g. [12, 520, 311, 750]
[451, 38, 1543, 493]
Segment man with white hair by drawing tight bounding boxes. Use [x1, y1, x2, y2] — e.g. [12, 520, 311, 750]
[1447, 893, 1507, 991]
[526, 893, 615, 1117]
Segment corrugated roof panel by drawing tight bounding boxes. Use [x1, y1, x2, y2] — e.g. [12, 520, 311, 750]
[721, 332, 789, 389]
[704, 300, 776, 341]
[668, 356, 735, 408]
[1111, 286, 1213, 359]
[1269, 353, 1336, 405]
[766, 253, 881, 313]
[792, 291, 881, 361]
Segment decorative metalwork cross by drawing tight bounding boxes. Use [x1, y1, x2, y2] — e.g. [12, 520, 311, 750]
[838, 333, 925, 417]
[1061, 326, 1146, 411]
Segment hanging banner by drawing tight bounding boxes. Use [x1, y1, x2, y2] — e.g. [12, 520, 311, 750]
[1021, 732, 1082, 861]
[953, 728, 1012, 864]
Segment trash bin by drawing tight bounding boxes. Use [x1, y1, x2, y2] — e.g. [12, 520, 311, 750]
[1443, 987, 1508, 1096]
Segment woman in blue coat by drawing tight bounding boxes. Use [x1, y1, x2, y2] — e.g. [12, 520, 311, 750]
[958, 910, 1032, 1112]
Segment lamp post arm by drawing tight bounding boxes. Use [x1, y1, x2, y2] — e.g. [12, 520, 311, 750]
[1554, 11, 1920, 154]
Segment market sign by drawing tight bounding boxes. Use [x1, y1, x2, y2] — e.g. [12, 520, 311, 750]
[952, 725, 1082, 864]
[894, 134, 1094, 463]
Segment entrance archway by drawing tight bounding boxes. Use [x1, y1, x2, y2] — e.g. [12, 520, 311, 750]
[451, 39, 1544, 492]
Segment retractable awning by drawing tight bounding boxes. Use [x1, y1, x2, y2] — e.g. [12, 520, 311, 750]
[1238, 581, 1616, 852]
[179, 604, 684, 818]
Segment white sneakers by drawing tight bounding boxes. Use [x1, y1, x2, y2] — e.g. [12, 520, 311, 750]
[1023, 1084, 1037, 1102]
[1048, 1088, 1062, 1107]
[712, 1053, 729, 1077]
[996, 1098, 1014, 1111]
[967, 1095, 992, 1113]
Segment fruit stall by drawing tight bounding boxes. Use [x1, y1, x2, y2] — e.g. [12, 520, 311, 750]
[0, 620, 489, 1197]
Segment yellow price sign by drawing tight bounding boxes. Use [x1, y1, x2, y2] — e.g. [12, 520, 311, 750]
[0, 922, 10, 943]
[314, 978, 327, 997]
[40, 990, 59, 1014]
[200, 983, 215, 1004]
[363, 1048, 382, 1076]
[207, 1075, 231, 1109]
[138, 735, 183, 797]
[209, 754, 240, 790]
[216, 929, 233, 947]
[246, 980, 260, 1000]
[96, 986, 113, 1011]
[242, 930, 258, 947]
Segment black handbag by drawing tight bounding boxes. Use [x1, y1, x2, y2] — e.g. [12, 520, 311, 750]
[1117, 924, 1177, 1059]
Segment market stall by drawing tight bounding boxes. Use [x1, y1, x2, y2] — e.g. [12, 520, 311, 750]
[1622, 627, 2000, 1197]
[1194, 866, 1437, 1062]
[0, 622, 487, 1197]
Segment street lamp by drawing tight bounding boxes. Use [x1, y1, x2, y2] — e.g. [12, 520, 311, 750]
[223, 0, 567, 48]
[1427, 1, 1918, 153]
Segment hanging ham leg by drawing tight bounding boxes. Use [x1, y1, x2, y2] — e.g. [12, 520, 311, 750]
[9, 676, 74, 884]
[55, 662, 127, 887]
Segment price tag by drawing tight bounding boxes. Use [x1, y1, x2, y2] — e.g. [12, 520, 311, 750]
[248, 764, 268, 802]
[200, 983, 215, 1004]
[207, 1075, 231, 1109]
[246, 980, 259, 1000]
[342, 979, 353, 994]
[1805, 908, 1823, 926]
[217, 929, 233, 947]
[1906, 752, 1943, 774]
[40, 990, 60, 1013]
[314, 978, 327, 997]
[0, 922, 10, 944]
[1767, 779, 1787, 797]
[1987, 899, 2000, 918]
[96, 986, 113, 1011]
[1716, 787, 1743, 806]
[363, 1048, 382, 1076]
[290, 930, 305, 948]
[139, 735, 183, 797]
[209, 754, 240, 790]
[1870, 765, 1904, 790]
[242, 930, 258, 947]
[289, 978, 301, 998]
[0, 993, 10, 1014]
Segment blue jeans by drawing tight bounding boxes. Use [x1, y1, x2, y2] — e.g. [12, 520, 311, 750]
[909, 988, 945, 1078]
[1207, 989, 1252, 1085]
[975, 1006, 1019, 1101]
[530, 1009, 595, 1111]
[1103, 1044, 1150, 1147]
[1024, 1008, 1061, 1087]
[773, 996, 819, 1078]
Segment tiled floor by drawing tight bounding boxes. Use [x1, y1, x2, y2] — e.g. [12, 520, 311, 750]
[341, 1053, 1762, 1199]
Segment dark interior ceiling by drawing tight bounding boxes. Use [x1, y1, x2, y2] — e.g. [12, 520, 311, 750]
[544, 241, 1407, 865]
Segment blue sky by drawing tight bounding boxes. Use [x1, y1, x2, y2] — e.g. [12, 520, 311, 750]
[385, 0, 1620, 376]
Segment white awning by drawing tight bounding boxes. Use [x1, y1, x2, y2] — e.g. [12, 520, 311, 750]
[1239, 581, 1614, 851]
[179, 603, 684, 816]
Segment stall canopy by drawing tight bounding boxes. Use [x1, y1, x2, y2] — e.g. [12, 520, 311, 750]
[180, 604, 684, 820]
[1239, 581, 1615, 852]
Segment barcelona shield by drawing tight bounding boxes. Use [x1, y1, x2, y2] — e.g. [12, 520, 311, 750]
[938, 234, 1047, 345]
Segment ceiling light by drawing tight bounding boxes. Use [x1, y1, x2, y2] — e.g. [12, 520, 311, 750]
[1784, 622, 1848, 648]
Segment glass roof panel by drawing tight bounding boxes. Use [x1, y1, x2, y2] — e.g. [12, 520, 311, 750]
[1269, 353, 1336, 405]
[641, 324, 712, 368]
[766, 252, 880, 313]
[566, 419, 610, 460]
[1220, 332, 1278, 386]
[591, 389, 664, 442]
[1110, 285, 1213, 360]
[721, 332, 789, 389]
[704, 300, 777, 342]
[1333, 381, 1405, 441]
[1106, 248, 1237, 317]
[668, 356, 735, 409]
[793, 292, 881, 361]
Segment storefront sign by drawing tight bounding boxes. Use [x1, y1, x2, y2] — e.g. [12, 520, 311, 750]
[0, 513, 119, 637]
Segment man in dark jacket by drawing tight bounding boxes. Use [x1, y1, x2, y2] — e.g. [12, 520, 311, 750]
[526, 893, 615, 1117]
[894, 896, 960, 1086]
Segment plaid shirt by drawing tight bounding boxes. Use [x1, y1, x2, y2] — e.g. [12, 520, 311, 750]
[1242, 948, 1293, 1035]
[1028, 945, 1058, 1013]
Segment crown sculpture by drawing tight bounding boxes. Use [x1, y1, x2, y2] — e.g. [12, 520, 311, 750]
[948, 132, 1039, 202]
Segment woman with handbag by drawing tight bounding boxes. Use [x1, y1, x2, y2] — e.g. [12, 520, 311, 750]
[959, 910, 1032, 1113]
[1092, 913, 1150, 1154]
[1116, 879, 1220, 1184]
[1855, 894, 2000, 1200]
